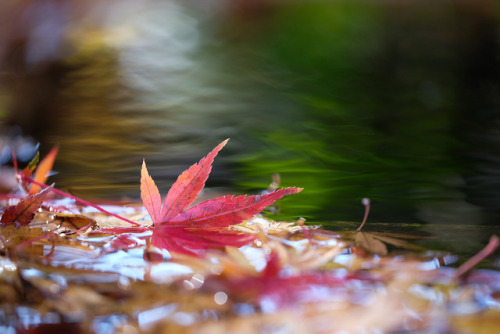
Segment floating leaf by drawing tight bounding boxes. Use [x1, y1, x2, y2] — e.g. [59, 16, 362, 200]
[136, 139, 302, 256]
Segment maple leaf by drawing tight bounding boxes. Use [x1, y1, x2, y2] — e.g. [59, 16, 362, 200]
[138, 139, 303, 256]
[355, 231, 388, 255]
[1, 185, 53, 227]
[345, 198, 424, 255]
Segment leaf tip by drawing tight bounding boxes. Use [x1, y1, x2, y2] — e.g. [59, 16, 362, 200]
[141, 159, 148, 175]
[217, 138, 230, 151]
[280, 187, 304, 195]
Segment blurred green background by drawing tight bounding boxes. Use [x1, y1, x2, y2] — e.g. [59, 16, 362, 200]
[1, 0, 500, 257]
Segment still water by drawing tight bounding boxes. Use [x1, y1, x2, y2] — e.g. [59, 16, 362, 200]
[0, 1, 499, 256]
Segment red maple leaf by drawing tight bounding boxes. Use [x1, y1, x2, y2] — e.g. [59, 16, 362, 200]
[1, 185, 54, 227]
[99, 139, 302, 256]
[144, 139, 302, 256]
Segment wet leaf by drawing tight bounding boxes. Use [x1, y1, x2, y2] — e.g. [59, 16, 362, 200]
[1, 185, 53, 227]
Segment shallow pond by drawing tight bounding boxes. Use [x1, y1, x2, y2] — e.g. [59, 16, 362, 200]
[1, 0, 499, 254]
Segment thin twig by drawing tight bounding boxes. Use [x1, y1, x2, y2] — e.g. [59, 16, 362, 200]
[297, 217, 312, 243]
[21, 175, 142, 227]
[10, 147, 18, 174]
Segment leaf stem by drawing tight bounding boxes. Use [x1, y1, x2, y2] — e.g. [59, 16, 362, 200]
[297, 217, 312, 243]
[20, 175, 143, 227]
[16, 233, 56, 251]
[356, 198, 370, 232]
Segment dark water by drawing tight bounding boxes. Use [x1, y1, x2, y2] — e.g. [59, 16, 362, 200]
[1, 0, 499, 256]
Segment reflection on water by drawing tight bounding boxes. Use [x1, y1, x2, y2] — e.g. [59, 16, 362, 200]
[1, 0, 500, 253]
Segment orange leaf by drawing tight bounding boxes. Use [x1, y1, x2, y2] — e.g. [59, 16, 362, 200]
[30, 147, 58, 195]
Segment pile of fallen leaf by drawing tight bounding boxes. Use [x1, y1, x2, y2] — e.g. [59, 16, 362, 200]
[1, 140, 499, 333]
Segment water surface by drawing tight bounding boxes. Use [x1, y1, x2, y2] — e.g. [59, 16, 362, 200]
[1, 0, 499, 258]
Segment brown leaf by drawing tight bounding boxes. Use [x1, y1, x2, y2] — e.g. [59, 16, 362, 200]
[355, 232, 388, 255]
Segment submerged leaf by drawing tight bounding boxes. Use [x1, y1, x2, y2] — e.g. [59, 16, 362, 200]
[103, 234, 145, 254]
[1, 185, 53, 227]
